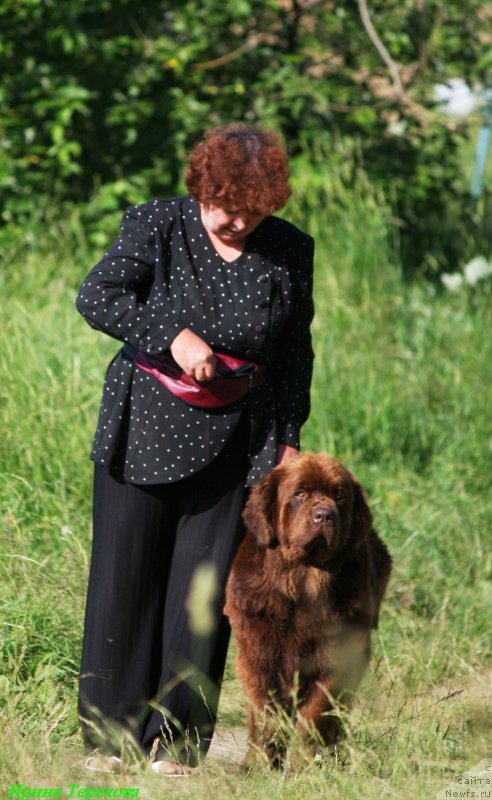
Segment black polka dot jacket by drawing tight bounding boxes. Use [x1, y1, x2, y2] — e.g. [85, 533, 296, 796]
[76, 196, 314, 485]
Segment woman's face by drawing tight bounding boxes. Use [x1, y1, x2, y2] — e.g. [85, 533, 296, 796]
[200, 203, 266, 243]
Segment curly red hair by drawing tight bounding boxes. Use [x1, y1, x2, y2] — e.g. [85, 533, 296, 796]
[184, 124, 291, 215]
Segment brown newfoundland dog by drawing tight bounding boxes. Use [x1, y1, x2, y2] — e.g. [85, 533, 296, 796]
[225, 452, 392, 768]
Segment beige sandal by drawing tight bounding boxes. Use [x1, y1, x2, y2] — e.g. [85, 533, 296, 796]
[84, 754, 123, 773]
[150, 760, 193, 777]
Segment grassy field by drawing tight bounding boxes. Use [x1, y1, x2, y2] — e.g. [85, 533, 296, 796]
[1, 177, 491, 799]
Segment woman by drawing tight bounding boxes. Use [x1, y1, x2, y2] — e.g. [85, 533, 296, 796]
[76, 124, 314, 774]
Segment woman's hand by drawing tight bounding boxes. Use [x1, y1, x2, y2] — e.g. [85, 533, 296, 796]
[170, 328, 217, 382]
[275, 444, 300, 465]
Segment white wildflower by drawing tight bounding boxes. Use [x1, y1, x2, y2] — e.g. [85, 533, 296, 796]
[441, 272, 464, 292]
[434, 78, 477, 117]
[464, 256, 492, 286]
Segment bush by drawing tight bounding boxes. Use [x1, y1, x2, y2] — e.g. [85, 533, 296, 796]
[1, 0, 491, 273]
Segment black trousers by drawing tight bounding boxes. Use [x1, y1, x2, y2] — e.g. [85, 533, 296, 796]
[78, 416, 250, 762]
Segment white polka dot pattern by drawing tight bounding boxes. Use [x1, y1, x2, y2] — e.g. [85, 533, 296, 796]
[76, 196, 314, 486]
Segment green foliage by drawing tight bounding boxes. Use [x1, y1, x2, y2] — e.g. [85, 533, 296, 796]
[1, 0, 491, 273]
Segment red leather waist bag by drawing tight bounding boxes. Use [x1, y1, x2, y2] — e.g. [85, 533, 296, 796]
[121, 344, 267, 409]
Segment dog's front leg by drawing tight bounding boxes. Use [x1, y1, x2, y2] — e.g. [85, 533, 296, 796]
[292, 682, 340, 764]
[243, 701, 287, 769]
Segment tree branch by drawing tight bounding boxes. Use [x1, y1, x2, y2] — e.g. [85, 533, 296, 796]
[357, 0, 404, 101]
[192, 36, 261, 70]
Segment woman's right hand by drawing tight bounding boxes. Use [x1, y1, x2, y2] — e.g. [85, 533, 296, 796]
[169, 328, 217, 382]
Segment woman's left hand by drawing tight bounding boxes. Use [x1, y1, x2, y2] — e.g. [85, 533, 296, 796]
[275, 444, 300, 465]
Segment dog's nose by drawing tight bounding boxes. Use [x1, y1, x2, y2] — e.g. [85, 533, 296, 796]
[311, 506, 333, 525]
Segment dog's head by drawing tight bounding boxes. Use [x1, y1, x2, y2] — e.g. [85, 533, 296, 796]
[243, 452, 372, 566]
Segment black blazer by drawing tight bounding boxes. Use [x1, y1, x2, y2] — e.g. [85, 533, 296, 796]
[76, 196, 314, 485]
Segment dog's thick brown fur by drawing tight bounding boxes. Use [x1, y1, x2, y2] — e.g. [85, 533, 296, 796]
[225, 452, 392, 767]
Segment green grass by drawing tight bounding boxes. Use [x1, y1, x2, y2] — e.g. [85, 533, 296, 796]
[1, 176, 491, 798]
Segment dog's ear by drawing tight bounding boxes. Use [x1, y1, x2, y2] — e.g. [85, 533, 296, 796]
[351, 480, 373, 546]
[242, 469, 280, 548]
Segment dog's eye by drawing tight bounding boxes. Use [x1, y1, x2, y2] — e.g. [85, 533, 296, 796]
[294, 489, 307, 499]
[335, 489, 346, 504]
